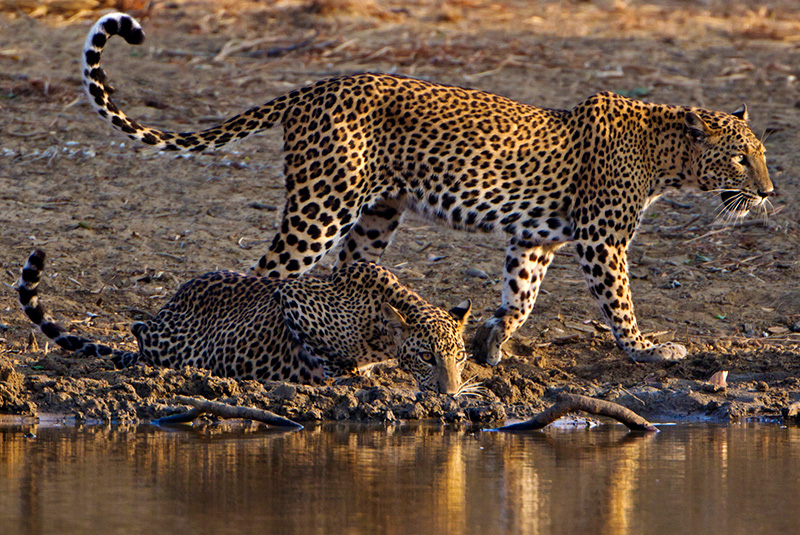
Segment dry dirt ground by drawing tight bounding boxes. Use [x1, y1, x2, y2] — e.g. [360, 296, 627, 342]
[2, 0, 800, 426]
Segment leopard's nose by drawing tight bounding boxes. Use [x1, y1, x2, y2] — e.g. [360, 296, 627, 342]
[757, 189, 773, 199]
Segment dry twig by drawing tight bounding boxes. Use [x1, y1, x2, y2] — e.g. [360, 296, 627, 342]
[495, 393, 658, 432]
[156, 395, 303, 429]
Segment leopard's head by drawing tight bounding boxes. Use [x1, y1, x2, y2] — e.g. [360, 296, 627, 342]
[382, 299, 473, 396]
[684, 105, 772, 219]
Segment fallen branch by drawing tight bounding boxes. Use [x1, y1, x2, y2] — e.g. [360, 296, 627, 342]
[155, 395, 303, 429]
[496, 393, 658, 432]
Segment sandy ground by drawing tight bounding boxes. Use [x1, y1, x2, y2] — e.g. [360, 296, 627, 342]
[2, 0, 800, 426]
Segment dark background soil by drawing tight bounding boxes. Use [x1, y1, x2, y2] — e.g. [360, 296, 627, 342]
[1, 0, 800, 425]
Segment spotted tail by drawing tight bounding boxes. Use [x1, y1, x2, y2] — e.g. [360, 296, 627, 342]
[82, 13, 285, 152]
[17, 250, 139, 367]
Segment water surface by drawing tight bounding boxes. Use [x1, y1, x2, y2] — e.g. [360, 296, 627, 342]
[1, 421, 798, 535]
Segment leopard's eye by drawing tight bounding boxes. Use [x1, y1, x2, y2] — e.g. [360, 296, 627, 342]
[733, 154, 748, 166]
[456, 350, 468, 364]
[417, 352, 436, 366]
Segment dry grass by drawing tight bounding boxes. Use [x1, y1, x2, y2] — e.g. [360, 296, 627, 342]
[307, 0, 391, 18]
[3, 0, 800, 45]
[0, 0, 151, 18]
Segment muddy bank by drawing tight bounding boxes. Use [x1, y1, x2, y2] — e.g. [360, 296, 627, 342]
[2, 340, 799, 425]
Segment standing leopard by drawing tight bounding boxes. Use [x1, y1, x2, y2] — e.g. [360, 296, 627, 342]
[81, 13, 773, 364]
[18, 250, 474, 395]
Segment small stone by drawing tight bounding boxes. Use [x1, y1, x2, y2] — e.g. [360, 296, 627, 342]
[305, 408, 323, 420]
[708, 370, 728, 388]
[465, 267, 490, 279]
[767, 326, 789, 335]
[272, 384, 297, 401]
[249, 201, 277, 211]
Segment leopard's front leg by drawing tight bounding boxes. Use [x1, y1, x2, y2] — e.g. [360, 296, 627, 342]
[575, 239, 687, 362]
[473, 239, 561, 366]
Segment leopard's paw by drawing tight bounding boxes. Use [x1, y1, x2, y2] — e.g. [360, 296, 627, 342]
[630, 342, 687, 363]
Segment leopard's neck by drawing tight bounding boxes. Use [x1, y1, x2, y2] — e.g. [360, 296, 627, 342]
[644, 101, 697, 195]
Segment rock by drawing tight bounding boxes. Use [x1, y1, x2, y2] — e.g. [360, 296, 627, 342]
[271, 383, 297, 401]
[464, 267, 490, 279]
[708, 370, 728, 388]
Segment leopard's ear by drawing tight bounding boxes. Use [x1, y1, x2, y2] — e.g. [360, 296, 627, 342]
[382, 303, 410, 341]
[732, 104, 749, 122]
[448, 299, 472, 328]
[684, 111, 711, 143]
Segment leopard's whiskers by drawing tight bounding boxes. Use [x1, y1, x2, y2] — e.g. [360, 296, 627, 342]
[455, 375, 487, 398]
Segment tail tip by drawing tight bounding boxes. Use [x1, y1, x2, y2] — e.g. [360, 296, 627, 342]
[28, 249, 46, 270]
[100, 13, 145, 45]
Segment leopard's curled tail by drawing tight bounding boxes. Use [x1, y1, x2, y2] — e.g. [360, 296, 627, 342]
[18, 250, 138, 367]
[82, 13, 287, 152]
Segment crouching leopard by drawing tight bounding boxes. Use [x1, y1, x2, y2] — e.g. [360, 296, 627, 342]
[18, 250, 475, 395]
[81, 13, 772, 364]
